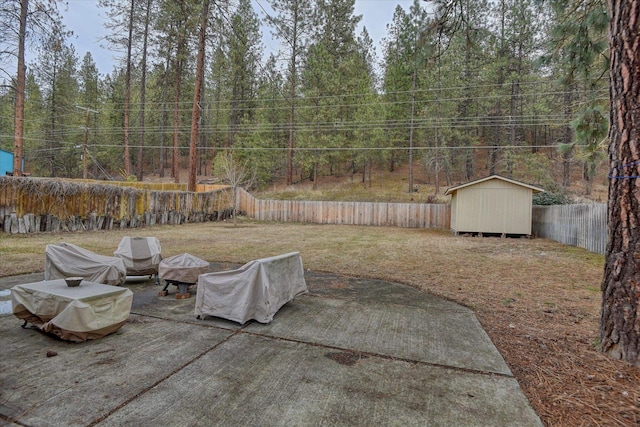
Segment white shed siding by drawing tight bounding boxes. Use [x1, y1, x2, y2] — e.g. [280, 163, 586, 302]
[451, 178, 535, 235]
[450, 192, 458, 231]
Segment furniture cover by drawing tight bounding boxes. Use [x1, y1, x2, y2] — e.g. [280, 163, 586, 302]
[45, 242, 126, 286]
[158, 253, 209, 284]
[195, 252, 308, 324]
[11, 279, 133, 342]
[114, 237, 162, 276]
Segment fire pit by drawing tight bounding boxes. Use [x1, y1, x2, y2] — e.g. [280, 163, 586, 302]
[158, 253, 209, 299]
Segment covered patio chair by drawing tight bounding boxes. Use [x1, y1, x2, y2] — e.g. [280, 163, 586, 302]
[44, 242, 126, 286]
[114, 237, 162, 283]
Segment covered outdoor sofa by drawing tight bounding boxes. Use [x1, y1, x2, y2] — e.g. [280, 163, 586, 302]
[45, 242, 126, 286]
[195, 252, 308, 324]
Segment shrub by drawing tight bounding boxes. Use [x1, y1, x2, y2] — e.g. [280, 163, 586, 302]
[533, 187, 573, 205]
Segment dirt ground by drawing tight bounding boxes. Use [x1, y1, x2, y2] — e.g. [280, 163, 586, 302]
[480, 302, 640, 426]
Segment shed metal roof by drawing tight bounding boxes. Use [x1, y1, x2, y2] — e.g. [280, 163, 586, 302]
[444, 174, 545, 196]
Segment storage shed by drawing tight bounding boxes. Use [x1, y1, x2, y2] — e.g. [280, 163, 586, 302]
[444, 175, 544, 236]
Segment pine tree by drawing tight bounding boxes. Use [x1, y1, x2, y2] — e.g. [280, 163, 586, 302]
[432, 0, 490, 181]
[188, 0, 210, 191]
[77, 53, 100, 179]
[32, 30, 79, 177]
[382, 1, 430, 185]
[239, 54, 287, 187]
[0, 0, 64, 176]
[227, 0, 263, 147]
[547, 0, 608, 189]
[266, 0, 313, 185]
[301, 0, 362, 187]
[157, 0, 199, 183]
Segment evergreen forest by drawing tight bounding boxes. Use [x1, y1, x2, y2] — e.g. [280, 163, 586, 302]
[0, 0, 609, 196]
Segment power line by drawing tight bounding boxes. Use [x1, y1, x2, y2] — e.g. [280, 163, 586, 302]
[22, 143, 586, 152]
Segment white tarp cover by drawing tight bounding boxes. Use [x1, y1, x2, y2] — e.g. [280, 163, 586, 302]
[159, 253, 209, 283]
[195, 252, 308, 324]
[114, 237, 162, 276]
[11, 279, 133, 342]
[45, 242, 126, 286]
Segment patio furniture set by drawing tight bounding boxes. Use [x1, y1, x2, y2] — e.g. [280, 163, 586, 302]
[10, 237, 307, 342]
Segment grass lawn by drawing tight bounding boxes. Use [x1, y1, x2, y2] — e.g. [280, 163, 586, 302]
[0, 218, 637, 426]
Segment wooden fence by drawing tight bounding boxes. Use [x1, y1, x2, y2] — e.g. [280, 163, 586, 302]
[532, 203, 608, 254]
[237, 188, 451, 229]
[238, 190, 608, 254]
[1, 177, 610, 255]
[0, 177, 234, 234]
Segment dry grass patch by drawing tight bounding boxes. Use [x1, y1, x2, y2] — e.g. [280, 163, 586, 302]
[0, 219, 638, 426]
[255, 168, 449, 204]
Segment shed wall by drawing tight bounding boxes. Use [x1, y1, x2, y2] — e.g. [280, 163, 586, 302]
[450, 193, 458, 231]
[452, 179, 533, 234]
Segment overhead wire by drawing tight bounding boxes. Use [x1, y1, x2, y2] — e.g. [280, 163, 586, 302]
[0, 119, 574, 141]
[19, 143, 588, 152]
[7, 87, 607, 132]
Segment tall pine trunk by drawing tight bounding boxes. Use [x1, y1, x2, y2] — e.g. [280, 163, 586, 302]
[123, 0, 134, 176]
[286, 3, 299, 186]
[136, 0, 152, 181]
[172, 30, 185, 183]
[172, 62, 182, 183]
[188, 0, 209, 191]
[600, 0, 640, 366]
[159, 54, 171, 178]
[13, 0, 28, 176]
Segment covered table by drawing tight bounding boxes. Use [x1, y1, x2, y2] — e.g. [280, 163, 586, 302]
[45, 242, 126, 286]
[158, 253, 209, 299]
[11, 279, 133, 342]
[195, 252, 308, 324]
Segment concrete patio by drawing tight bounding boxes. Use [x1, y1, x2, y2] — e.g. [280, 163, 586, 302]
[0, 267, 542, 426]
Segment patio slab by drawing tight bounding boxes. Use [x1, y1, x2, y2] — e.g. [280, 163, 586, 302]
[0, 269, 542, 426]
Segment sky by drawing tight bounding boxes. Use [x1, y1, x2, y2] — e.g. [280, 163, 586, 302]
[60, 0, 414, 75]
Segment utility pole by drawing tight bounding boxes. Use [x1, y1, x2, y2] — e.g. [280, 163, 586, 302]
[77, 106, 98, 179]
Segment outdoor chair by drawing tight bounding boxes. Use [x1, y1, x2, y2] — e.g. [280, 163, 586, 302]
[114, 237, 162, 284]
